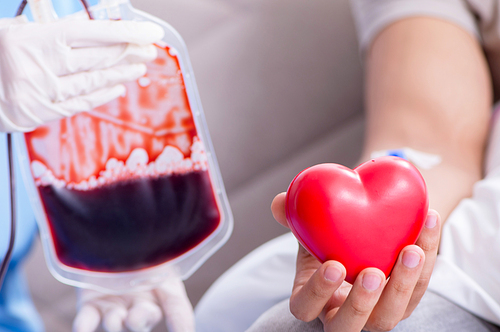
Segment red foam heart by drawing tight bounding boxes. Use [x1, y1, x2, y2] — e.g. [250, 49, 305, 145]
[285, 156, 428, 284]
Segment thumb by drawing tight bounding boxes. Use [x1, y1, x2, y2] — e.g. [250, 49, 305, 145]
[271, 192, 289, 228]
[154, 277, 195, 332]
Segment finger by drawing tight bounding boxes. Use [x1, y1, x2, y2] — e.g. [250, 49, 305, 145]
[56, 63, 146, 102]
[289, 261, 346, 322]
[125, 301, 162, 332]
[73, 305, 101, 332]
[405, 210, 441, 317]
[102, 306, 128, 332]
[365, 245, 425, 331]
[155, 278, 195, 332]
[294, 244, 323, 283]
[63, 20, 164, 47]
[271, 192, 288, 228]
[325, 268, 385, 332]
[327, 281, 353, 309]
[60, 43, 157, 75]
[56, 84, 126, 114]
[10, 103, 51, 130]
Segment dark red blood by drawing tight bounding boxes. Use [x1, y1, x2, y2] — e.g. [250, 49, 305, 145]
[39, 171, 220, 272]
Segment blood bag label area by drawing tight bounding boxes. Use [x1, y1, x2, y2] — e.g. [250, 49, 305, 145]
[24, 46, 222, 272]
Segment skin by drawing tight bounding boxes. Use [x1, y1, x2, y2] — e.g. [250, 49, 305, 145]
[273, 17, 493, 332]
[362, 17, 491, 224]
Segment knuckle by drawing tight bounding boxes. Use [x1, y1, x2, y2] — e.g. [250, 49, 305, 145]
[391, 280, 414, 296]
[289, 301, 316, 322]
[402, 309, 413, 320]
[368, 317, 399, 332]
[349, 298, 372, 317]
[418, 238, 438, 253]
[415, 274, 430, 290]
[309, 285, 328, 300]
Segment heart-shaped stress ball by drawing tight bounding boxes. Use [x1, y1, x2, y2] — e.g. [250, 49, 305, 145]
[285, 156, 428, 284]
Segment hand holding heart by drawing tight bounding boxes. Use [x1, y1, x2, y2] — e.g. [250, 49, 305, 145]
[286, 157, 430, 283]
[273, 157, 441, 331]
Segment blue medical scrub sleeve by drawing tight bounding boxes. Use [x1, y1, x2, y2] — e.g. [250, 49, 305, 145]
[0, 1, 98, 331]
[2, 0, 99, 21]
[0, 135, 42, 332]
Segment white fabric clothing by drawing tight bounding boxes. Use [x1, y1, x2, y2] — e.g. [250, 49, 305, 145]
[427, 104, 500, 326]
[195, 233, 297, 332]
[349, 0, 481, 53]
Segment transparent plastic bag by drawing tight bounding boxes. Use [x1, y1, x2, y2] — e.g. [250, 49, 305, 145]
[15, 0, 233, 294]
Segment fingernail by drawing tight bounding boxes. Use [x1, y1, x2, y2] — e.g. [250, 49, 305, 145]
[402, 250, 421, 269]
[362, 273, 382, 291]
[425, 214, 437, 229]
[324, 265, 342, 282]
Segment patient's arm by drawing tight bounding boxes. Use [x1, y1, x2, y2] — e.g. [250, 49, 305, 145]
[272, 17, 494, 332]
[361, 17, 492, 224]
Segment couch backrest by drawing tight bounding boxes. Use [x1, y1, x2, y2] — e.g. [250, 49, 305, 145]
[132, 0, 364, 191]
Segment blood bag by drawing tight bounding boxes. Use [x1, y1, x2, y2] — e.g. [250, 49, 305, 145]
[15, 0, 233, 293]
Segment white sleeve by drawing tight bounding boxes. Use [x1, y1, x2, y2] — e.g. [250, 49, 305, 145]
[349, 0, 480, 54]
[195, 233, 298, 332]
[427, 103, 500, 326]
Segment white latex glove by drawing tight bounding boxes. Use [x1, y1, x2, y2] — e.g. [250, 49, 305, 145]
[0, 15, 27, 28]
[73, 273, 195, 332]
[0, 16, 164, 132]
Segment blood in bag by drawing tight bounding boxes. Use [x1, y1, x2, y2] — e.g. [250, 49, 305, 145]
[24, 45, 223, 272]
[37, 170, 220, 272]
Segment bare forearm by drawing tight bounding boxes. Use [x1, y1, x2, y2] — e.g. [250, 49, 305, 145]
[360, 17, 492, 223]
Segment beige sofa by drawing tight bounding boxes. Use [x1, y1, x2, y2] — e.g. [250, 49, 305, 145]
[24, 0, 365, 330]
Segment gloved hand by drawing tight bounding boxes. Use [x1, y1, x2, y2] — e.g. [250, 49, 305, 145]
[73, 273, 195, 332]
[0, 16, 164, 132]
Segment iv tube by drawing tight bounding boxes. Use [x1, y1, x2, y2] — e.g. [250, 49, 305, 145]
[0, 135, 17, 290]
